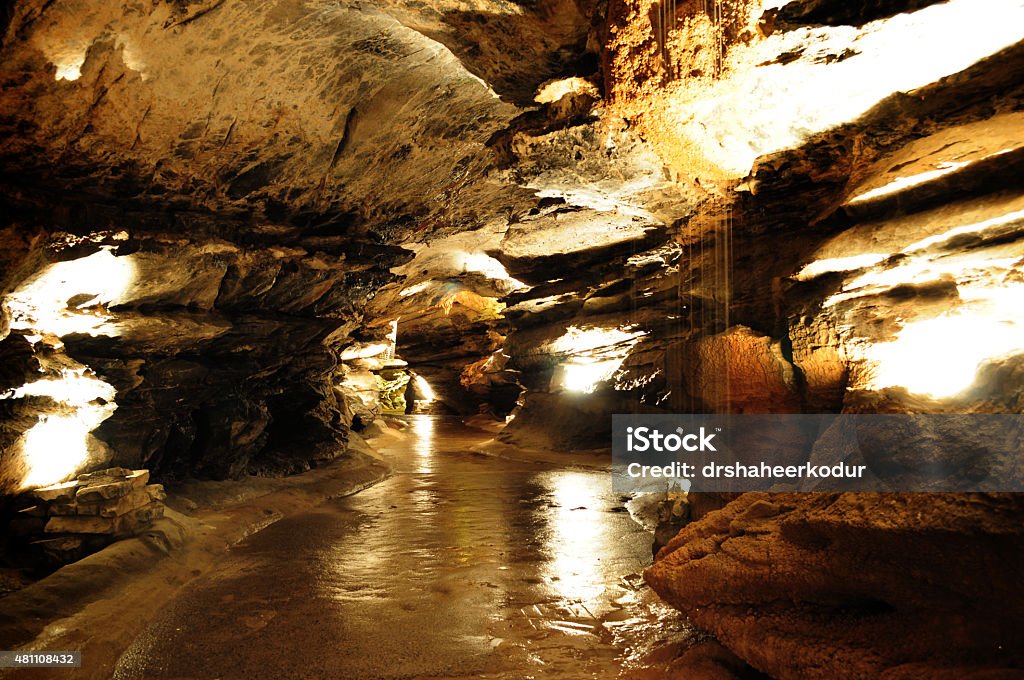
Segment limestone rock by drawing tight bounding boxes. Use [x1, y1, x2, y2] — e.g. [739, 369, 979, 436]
[29, 481, 79, 503]
[75, 480, 133, 503]
[44, 501, 163, 536]
[646, 493, 1024, 678]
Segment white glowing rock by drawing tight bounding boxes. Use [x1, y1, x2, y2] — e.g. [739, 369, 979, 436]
[668, 0, 1024, 177]
[549, 325, 646, 394]
[8, 249, 135, 338]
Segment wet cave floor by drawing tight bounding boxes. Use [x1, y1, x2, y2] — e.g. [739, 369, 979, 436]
[113, 417, 692, 679]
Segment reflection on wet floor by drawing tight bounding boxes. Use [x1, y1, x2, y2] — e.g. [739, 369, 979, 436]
[113, 416, 694, 679]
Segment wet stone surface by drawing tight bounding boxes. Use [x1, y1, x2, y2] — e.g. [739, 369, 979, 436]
[112, 417, 693, 679]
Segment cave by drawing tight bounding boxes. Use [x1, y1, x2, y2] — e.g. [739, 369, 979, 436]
[0, 0, 1022, 677]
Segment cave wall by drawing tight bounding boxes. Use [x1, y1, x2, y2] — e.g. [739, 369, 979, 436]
[489, 0, 1024, 437]
[0, 0, 576, 494]
[590, 0, 1024, 676]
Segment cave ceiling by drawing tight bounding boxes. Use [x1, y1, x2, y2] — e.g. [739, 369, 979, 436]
[1, 0, 1023, 488]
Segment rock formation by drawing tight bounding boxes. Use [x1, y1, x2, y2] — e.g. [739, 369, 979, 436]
[646, 492, 1024, 677]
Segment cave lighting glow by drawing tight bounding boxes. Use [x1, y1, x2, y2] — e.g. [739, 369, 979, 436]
[806, 205, 1024, 397]
[829, 261, 1024, 398]
[670, 0, 1024, 177]
[551, 326, 646, 394]
[399, 281, 433, 297]
[825, 246, 1023, 310]
[6, 368, 116, 405]
[6, 248, 134, 488]
[385, 319, 399, 359]
[410, 416, 436, 475]
[543, 470, 609, 610]
[412, 374, 436, 402]
[848, 161, 972, 204]
[45, 41, 90, 82]
[902, 209, 1024, 254]
[561, 359, 619, 394]
[340, 342, 392, 361]
[456, 252, 527, 290]
[534, 76, 598, 104]
[8, 248, 135, 337]
[863, 297, 1024, 398]
[21, 415, 95, 489]
[848, 148, 1019, 204]
[8, 369, 118, 489]
[54, 61, 83, 81]
[795, 253, 888, 280]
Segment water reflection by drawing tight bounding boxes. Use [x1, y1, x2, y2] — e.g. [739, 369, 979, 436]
[542, 470, 611, 611]
[114, 416, 656, 679]
[410, 414, 436, 473]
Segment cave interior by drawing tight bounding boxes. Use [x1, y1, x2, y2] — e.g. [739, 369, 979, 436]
[1, 0, 1023, 677]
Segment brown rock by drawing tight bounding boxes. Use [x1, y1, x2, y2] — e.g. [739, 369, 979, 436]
[78, 467, 134, 481]
[16, 505, 48, 518]
[48, 502, 91, 516]
[30, 536, 107, 564]
[666, 327, 800, 414]
[645, 493, 1024, 678]
[114, 502, 164, 537]
[44, 514, 119, 534]
[32, 536, 86, 555]
[44, 500, 163, 535]
[96, 489, 152, 518]
[75, 480, 133, 503]
[30, 481, 79, 503]
[144, 484, 166, 503]
[667, 640, 767, 680]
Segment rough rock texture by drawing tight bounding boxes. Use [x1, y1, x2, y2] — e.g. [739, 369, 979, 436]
[0, 0, 529, 231]
[0, 228, 386, 492]
[646, 493, 1024, 678]
[593, 1, 1024, 676]
[9, 467, 166, 565]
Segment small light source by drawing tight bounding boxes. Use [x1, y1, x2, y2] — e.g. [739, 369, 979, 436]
[412, 374, 436, 402]
[534, 77, 599, 104]
[385, 319, 399, 360]
[847, 161, 971, 204]
[551, 325, 646, 394]
[21, 414, 92, 489]
[864, 308, 1024, 398]
[399, 281, 433, 298]
[8, 248, 135, 337]
[50, 45, 88, 82]
[7, 248, 133, 488]
[55, 62, 83, 81]
[340, 342, 392, 361]
[562, 358, 623, 394]
[11, 369, 117, 489]
[457, 252, 527, 290]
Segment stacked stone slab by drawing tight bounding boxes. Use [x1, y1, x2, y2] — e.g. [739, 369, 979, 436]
[10, 468, 166, 564]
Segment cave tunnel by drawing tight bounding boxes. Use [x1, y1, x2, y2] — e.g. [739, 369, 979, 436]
[1, 0, 1024, 677]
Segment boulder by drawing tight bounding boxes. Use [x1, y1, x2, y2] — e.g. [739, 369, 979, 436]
[646, 492, 1024, 678]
